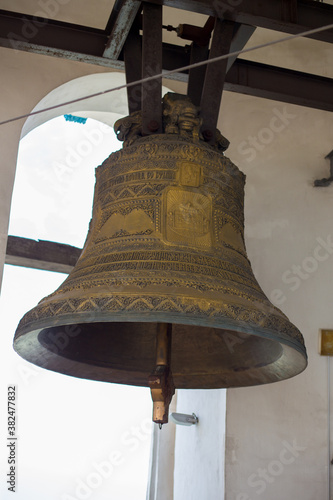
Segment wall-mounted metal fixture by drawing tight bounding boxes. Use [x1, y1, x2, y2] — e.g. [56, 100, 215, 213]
[314, 150, 333, 187]
[170, 413, 199, 426]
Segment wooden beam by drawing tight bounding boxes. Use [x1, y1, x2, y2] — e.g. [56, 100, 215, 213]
[144, 0, 333, 44]
[187, 42, 209, 106]
[142, 2, 163, 134]
[186, 16, 214, 106]
[0, 37, 126, 69]
[0, 28, 332, 112]
[0, 9, 107, 55]
[103, 0, 142, 59]
[0, 0, 332, 60]
[226, 23, 256, 72]
[186, 20, 255, 106]
[5, 236, 81, 274]
[225, 59, 333, 113]
[124, 19, 143, 114]
[0, 37, 188, 82]
[200, 20, 235, 143]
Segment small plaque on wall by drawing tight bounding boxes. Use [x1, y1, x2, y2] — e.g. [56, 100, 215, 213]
[319, 329, 333, 356]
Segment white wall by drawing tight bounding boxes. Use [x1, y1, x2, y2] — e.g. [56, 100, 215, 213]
[0, 121, 21, 291]
[174, 389, 226, 500]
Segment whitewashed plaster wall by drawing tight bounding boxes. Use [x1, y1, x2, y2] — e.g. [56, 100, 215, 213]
[173, 389, 226, 500]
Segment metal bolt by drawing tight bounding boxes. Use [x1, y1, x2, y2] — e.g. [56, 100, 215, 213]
[203, 129, 213, 140]
[148, 120, 160, 132]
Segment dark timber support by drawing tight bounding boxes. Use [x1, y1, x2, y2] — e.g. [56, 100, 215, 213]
[103, 0, 142, 59]
[281, 0, 298, 24]
[187, 43, 209, 107]
[142, 2, 163, 135]
[200, 19, 235, 144]
[144, 0, 333, 44]
[5, 236, 81, 274]
[225, 59, 333, 113]
[226, 23, 256, 72]
[124, 18, 143, 114]
[184, 16, 214, 106]
[0, 9, 107, 55]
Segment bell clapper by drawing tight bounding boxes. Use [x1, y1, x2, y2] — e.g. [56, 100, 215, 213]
[148, 323, 175, 426]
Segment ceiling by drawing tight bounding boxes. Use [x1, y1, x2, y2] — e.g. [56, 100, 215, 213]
[0, 0, 332, 113]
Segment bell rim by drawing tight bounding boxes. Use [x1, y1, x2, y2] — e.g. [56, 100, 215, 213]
[14, 310, 307, 390]
[14, 310, 307, 355]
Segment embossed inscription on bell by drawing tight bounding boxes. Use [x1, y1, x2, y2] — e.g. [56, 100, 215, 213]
[165, 187, 212, 247]
[13, 93, 307, 420]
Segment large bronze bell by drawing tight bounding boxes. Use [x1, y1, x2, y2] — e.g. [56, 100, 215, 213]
[14, 93, 307, 424]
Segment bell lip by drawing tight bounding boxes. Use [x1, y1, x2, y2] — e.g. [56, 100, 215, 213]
[14, 310, 307, 388]
[14, 309, 307, 355]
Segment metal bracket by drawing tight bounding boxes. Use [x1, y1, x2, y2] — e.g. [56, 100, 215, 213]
[314, 150, 333, 187]
[170, 412, 199, 426]
[148, 323, 175, 426]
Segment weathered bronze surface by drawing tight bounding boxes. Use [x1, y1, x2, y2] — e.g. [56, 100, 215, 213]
[14, 94, 307, 402]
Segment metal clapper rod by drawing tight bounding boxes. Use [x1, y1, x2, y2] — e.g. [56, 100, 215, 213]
[148, 323, 175, 427]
